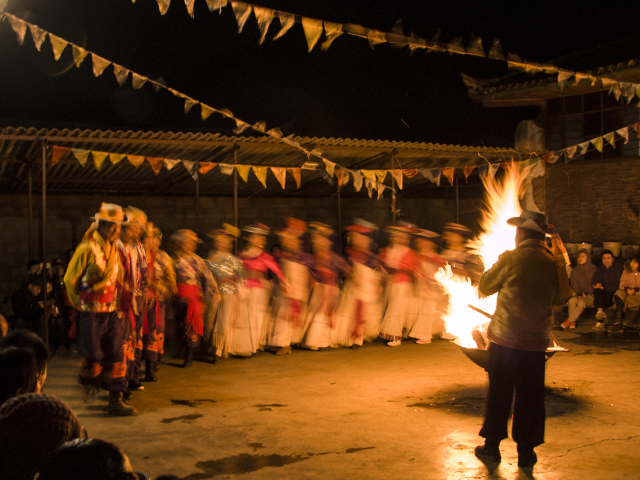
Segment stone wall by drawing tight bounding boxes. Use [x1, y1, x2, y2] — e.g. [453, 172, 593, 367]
[0, 194, 467, 316]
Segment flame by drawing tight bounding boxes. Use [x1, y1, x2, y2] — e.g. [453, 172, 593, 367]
[436, 164, 530, 348]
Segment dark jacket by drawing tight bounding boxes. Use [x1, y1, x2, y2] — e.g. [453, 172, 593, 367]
[591, 261, 624, 293]
[479, 239, 559, 352]
[569, 249, 598, 295]
[10, 287, 43, 324]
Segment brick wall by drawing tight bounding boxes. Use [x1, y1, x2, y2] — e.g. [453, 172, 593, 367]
[0, 193, 468, 316]
[532, 156, 640, 245]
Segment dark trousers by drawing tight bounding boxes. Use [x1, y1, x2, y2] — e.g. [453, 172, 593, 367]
[76, 310, 127, 392]
[594, 289, 615, 311]
[479, 342, 546, 448]
[143, 302, 166, 362]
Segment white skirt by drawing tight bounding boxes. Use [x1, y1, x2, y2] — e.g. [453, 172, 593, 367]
[409, 296, 438, 341]
[267, 294, 308, 348]
[245, 286, 272, 353]
[213, 291, 254, 357]
[302, 284, 340, 349]
[378, 282, 417, 341]
[331, 280, 383, 347]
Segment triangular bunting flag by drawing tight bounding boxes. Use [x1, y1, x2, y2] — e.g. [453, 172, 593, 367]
[146, 157, 164, 175]
[253, 7, 274, 44]
[616, 127, 629, 144]
[367, 30, 387, 49]
[92, 151, 109, 171]
[403, 169, 418, 178]
[7, 14, 27, 45]
[110, 153, 126, 165]
[320, 170, 334, 186]
[557, 71, 573, 90]
[71, 45, 88, 68]
[236, 165, 251, 182]
[252, 166, 267, 187]
[266, 127, 283, 139]
[488, 39, 505, 60]
[132, 73, 148, 89]
[92, 54, 111, 77]
[233, 119, 250, 134]
[590, 137, 604, 152]
[377, 184, 386, 200]
[477, 165, 488, 177]
[49, 34, 68, 61]
[219, 163, 234, 175]
[201, 104, 215, 120]
[565, 145, 578, 158]
[184, 0, 195, 17]
[253, 120, 266, 132]
[337, 169, 350, 187]
[220, 108, 234, 117]
[28, 24, 47, 51]
[579, 141, 589, 155]
[51, 146, 69, 166]
[463, 166, 476, 181]
[302, 18, 323, 52]
[113, 64, 130, 86]
[231, 2, 253, 33]
[287, 168, 301, 189]
[442, 167, 455, 186]
[183, 97, 198, 114]
[351, 170, 363, 192]
[542, 153, 554, 164]
[128, 155, 145, 168]
[361, 170, 376, 182]
[163, 158, 180, 170]
[152, 76, 166, 93]
[273, 12, 295, 40]
[323, 159, 336, 177]
[198, 162, 217, 175]
[182, 160, 198, 180]
[271, 167, 286, 189]
[489, 163, 500, 178]
[375, 170, 387, 183]
[430, 168, 441, 186]
[603, 132, 615, 148]
[390, 170, 403, 189]
[157, 0, 171, 15]
[467, 35, 485, 57]
[72, 149, 90, 167]
[206, 0, 228, 13]
[322, 22, 343, 51]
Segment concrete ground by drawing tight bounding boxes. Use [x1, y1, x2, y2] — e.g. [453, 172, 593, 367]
[45, 316, 640, 480]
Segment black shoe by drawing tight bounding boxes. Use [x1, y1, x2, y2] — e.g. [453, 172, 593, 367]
[474, 445, 501, 464]
[518, 450, 537, 468]
[144, 361, 158, 382]
[128, 381, 145, 391]
[123, 389, 133, 401]
[608, 322, 623, 333]
[108, 391, 137, 416]
[183, 347, 196, 368]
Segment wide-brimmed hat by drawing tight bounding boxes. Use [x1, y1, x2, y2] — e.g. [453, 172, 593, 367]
[243, 223, 270, 236]
[443, 223, 472, 237]
[309, 222, 334, 237]
[506, 210, 548, 234]
[90, 203, 127, 224]
[124, 206, 147, 227]
[386, 221, 414, 235]
[346, 218, 378, 238]
[170, 229, 202, 244]
[285, 217, 307, 233]
[209, 223, 241, 239]
[414, 229, 441, 245]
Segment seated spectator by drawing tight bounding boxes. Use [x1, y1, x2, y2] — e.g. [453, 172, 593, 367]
[12, 275, 45, 334]
[562, 248, 597, 329]
[36, 438, 146, 480]
[592, 250, 624, 331]
[614, 256, 640, 330]
[0, 393, 84, 480]
[0, 329, 50, 393]
[0, 346, 40, 404]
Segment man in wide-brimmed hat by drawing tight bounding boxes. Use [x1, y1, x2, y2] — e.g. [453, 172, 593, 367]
[64, 203, 135, 416]
[169, 229, 216, 368]
[116, 207, 149, 392]
[474, 210, 560, 469]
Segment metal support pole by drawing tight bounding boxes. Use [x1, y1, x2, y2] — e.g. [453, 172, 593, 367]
[195, 168, 200, 235]
[390, 157, 397, 223]
[28, 168, 33, 259]
[337, 180, 342, 252]
[233, 146, 238, 255]
[455, 177, 460, 223]
[41, 141, 48, 349]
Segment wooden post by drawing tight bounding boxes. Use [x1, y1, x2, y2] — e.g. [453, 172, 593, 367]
[390, 156, 397, 223]
[28, 167, 33, 259]
[195, 167, 200, 235]
[337, 180, 342, 251]
[41, 141, 48, 348]
[233, 145, 238, 255]
[455, 177, 460, 223]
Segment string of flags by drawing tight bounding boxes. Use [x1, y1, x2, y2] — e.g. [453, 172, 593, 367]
[130, 0, 640, 103]
[1, 12, 394, 197]
[543, 121, 640, 165]
[48, 143, 542, 196]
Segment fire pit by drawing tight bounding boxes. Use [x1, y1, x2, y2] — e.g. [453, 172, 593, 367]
[459, 345, 557, 371]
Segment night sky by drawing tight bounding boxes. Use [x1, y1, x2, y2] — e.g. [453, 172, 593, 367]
[0, 0, 637, 147]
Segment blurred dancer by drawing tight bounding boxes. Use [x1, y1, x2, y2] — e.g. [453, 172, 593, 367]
[378, 223, 420, 346]
[302, 223, 351, 350]
[332, 219, 385, 348]
[409, 230, 445, 344]
[171, 230, 217, 368]
[441, 223, 484, 283]
[239, 223, 286, 353]
[206, 224, 247, 358]
[116, 207, 148, 392]
[268, 218, 314, 355]
[143, 224, 177, 381]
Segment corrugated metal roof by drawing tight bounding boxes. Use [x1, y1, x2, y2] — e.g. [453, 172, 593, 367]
[0, 126, 534, 198]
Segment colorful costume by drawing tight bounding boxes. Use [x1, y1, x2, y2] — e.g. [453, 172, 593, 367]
[144, 249, 176, 363]
[409, 251, 445, 342]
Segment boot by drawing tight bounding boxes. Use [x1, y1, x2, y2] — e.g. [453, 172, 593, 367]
[144, 361, 158, 382]
[276, 346, 292, 355]
[183, 347, 196, 368]
[474, 440, 501, 464]
[517, 445, 538, 468]
[623, 308, 640, 328]
[108, 391, 137, 416]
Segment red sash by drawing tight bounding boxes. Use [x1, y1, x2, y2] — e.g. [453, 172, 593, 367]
[178, 284, 204, 337]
